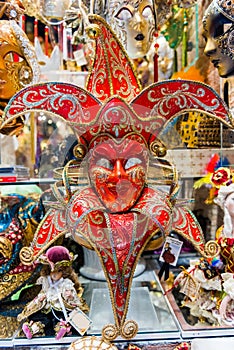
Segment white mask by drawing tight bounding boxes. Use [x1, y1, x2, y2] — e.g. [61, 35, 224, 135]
[106, 0, 155, 58]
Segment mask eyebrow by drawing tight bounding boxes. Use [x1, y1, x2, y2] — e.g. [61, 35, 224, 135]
[115, 7, 133, 19]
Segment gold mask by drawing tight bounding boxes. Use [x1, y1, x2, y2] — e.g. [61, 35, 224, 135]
[0, 20, 39, 101]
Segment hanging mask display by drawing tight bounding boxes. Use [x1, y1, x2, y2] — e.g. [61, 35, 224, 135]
[202, 0, 234, 78]
[0, 20, 39, 96]
[0, 9, 40, 134]
[105, 0, 155, 59]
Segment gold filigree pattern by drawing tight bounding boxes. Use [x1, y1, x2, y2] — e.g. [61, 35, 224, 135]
[121, 320, 138, 339]
[102, 324, 119, 341]
[0, 315, 20, 338]
[68, 336, 118, 349]
[150, 139, 167, 157]
[205, 240, 221, 258]
[0, 237, 13, 260]
[19, 246, 34, 265]
[0, 271, 32, 300]
[86, 15, 141, 102]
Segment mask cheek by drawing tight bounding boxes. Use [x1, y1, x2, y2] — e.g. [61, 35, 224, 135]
[217, 31, 234, 60]
[89, 166, 146, 211]
[127, 165, 146, 187]
[89, 167, 112, 196]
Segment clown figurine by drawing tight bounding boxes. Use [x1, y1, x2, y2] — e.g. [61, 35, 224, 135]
[17, 246, 88, 340]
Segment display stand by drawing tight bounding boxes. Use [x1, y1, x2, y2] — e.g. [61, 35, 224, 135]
[80, 248, 146, 281]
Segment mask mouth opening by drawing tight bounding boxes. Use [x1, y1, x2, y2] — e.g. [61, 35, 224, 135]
[135, 33, 145, 41]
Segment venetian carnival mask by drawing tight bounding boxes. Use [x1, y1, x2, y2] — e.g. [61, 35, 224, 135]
[89, 138, 148, 213]
[40, 0, 71, 19]
[0, 20, 39, 101]
[2, 14, 233, 341]
[105, 0, 155, 59]
[21, 0, 71, 23]
[202, 0, 234, 78]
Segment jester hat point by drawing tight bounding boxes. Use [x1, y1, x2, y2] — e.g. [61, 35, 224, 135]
[1, 14, 233, 140]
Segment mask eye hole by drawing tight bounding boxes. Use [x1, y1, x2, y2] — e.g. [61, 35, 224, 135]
[125, 157, 142, 170]
[115, 7, 132, 20]
[223, 23, 233, 35]
[96, 158, 113, 170]
[213, 23, 226, 38]
[142, 6, 153, 18]
[4, 52, 24, 62]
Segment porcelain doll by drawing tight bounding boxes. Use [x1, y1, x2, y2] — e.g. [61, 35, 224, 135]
[214, 183, 234, 272]
[173, 258, 222, 325]
[174, 167, 234, 326]
[17, 246, 88, 340]
[174, 259, 234, 327]
[212, 272, 234, 326]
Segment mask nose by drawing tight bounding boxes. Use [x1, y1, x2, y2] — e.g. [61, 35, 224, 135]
[112, 159, 126, 179]
[204, 37, 217, 57]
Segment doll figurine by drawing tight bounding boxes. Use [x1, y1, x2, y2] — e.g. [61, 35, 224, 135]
[214, 182, 234, 273]
[17, 246, 88, 340]
[173, 256, 234, 327]
[215, 272, 234, 326]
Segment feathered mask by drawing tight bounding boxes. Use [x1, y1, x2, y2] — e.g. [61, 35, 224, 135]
[194, 153, 234, 204]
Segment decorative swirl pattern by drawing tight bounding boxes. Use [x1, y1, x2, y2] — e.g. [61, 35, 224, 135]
[0, 271, 32, 301]
[86, 15, 141, 103]
[121, 320, 138, 339]
[3, 83, 101, 130]
[102, 324, 119, 341]
[28, 208, 68, 260]
[205, 240, 221, 258]
[3, 78, 233, 149]
[19, 247, 34, 266]
[150, 139, 167, 157]
[132, 80, 233, 128]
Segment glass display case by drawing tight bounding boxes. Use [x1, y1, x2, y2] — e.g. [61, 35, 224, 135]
[0, 255, 181, 348]
[0, 251, 234, 349]
[0, 1, 234, 349]
[1, 110, 234, 349]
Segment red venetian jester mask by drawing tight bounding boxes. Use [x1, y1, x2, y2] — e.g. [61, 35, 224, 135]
[1, 14, 233, 341]
[89, 136, 148, 213]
